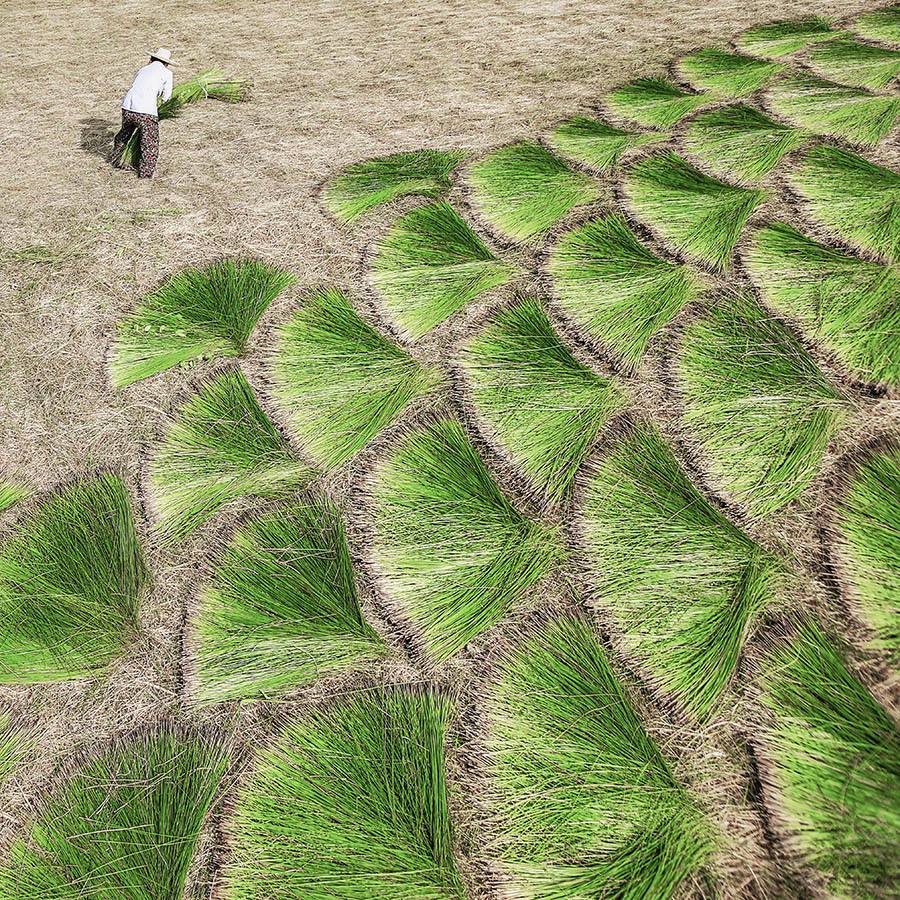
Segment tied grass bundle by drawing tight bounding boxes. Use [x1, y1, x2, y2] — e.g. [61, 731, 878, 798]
[225, 687, 464, 900]
[370, 418, 562, 660]
[486, 617, 714, 898]
[756, 622, 900, 895]
[852, 4, 900, 43]
[832, 444, 900, 661]
[766, 72, 900, 147]
[194, 500, 385, 703]
[737, 16, 840, 57]
[746, 222, 900, 387]
[460, 297, 624, 503]
[0, 480, 28, 514]
[466, 141, 602, 242]
[580, 424, 784, 717]
[371, 201, 516, 340]
[547, 116, 668, 172]
[548, 214, 703, 366]
[606, 77, 707, 128]
[0, 725, 229, 899]
[149, 369, 312, 543]
[0, 474, 146, 682]
[324, 149, 465, 222]
[789, 145, 900, 263]
[676, 293, 849, 517]
[623, 152, 766, 269]
[271, 287, 440, 470]
[111, 258, 294, 387]
[808, 38, 900, 91]
[684, 104, 808, 181]
[678, 48, 785, 98]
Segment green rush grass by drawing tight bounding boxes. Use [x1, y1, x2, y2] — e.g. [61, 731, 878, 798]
[852, 4, 900, 43]
[0, 474, 146, 682]
[149, 369, 313, 543]
[0, 481, 28, 514]
[756, 621, 900, 895]
[224, 686, 464, 900]
[678, 48, 785, 98]
[486, 617, 714, 898]
[789, 145, 900, 263]
[580, 424, 784, 717]
[623, 152, 766, 269]
[324, 149, 465, 221]
[746, 222, 900, 386]
[737, 16, 840, 57]
[466, 141, 602, 242]
[546, 116, 668, 173]
[808, 38, 900, 90]
[766, 72, 900, 147]
[111, 258, 294, 387]
[370, 201, 516, 340]
[370, 418, 562, 660]
[676, 293, 849, 517]
[605, 77, 707, 128]
[832, 444, 900, 662]
[548, 213, 703, 366]
[271, 287, 439, 470]
[0, 725, 229, 899]
[194, 500, 385, 703]
[684, 104, 808, 181]
[460, 297, 624, 503]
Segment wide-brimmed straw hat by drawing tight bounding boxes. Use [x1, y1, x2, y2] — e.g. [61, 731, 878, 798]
[149, 47, 177, 66]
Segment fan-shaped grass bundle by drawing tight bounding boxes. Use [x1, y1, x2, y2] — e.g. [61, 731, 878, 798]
[547, 116, 668, 172]
[746, 222, 900, 386]
[0, 474, 146, 682]
[808, 38, 900, 90]
[684, 104, 808, 181]
[371, 201, 515, 340]
[832, 444, 900, 661]
[580, 424, 783, 717]
[0, 725, 229, 899]
[789, 145, 900, 263]
[225, 687, 464, 900]
[324, 149, 465, 222]
[676, 294, 849, 517]
[460, 297, 624, 503]
[271, 287, 439, 470]
[370, 418, 562, 660]
[624, 152, 766, 269]
[852, 4, 900, 43]
[606, 77, 707, 128]
[737, 16, 839, 57]
[756, 622, 900, 896]
[678, 48, 785, 97]
[466, 142, 602, 242]
[111, 259, 294, 387]
[0, 481, 28, 514]
[194, 500, 385, 703]
[486, 617, 714, 898]
[548, 214, 703, 366]
[149, 369, 312, 542]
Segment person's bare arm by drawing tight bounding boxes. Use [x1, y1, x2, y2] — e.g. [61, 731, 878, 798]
[161, 71, 173, 103]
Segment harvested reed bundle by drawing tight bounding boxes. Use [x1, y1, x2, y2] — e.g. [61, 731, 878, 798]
[808, 38, 900, 90]
[547, 116, 667, 172]
[606, 77, 707, 128]
[678, 48, 784, 98]
[851, 4, 900, 43]
[737, 16, 840, 57]
[0, 481, 28, 514]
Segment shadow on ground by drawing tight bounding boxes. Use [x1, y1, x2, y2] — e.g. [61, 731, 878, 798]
[80, 117, 115, 159]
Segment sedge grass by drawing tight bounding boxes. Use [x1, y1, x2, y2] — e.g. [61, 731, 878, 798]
[737, 17, 840, 57]
[756, 621, 900, 896]
[225, 686, 464, 900]
[807, 38, 900, 90]
[684, 104, 808, 181]
[676, 293, 849, 517]
[606, 77, 707, 128]
[370, 418, 562, 660]
[580, 424, 784, 717]
[466, 141, 602, 242]
[678, 48, 785, 98]
[746, 222, 900, 387]
[852, 4, 900, 43]
[194, 500, 385, 703]
[0, 473, 146, 682]
[0, 725, 229, 899]
[0, 481, 28, 514]
[486, 617, 714, 898]
[271, 287, 439, 470]
[149, 369, 313, 543]
[324, 149, 465, 221]
[371, 201, 516, 340]
[548, 213, 704, 366]
[460, 297, 624, 503]
[111, 258, 294, 387]
[547, 116, 668, 172]
[623, 151, 766, 269]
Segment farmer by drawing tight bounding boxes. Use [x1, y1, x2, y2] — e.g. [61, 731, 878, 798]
[113, 48, 176, 178]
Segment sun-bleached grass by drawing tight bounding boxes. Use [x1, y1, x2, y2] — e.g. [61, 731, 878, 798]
[0, 481, 28, 514]
[678, 49, 784, 98]
[737, 16, 840, 57]
[807, 38, 900, 90]
[547, 115, 668, 172]
[851, 4, 900, 43]
[606, 77, 706, 128]
[0, 711, 30, 781]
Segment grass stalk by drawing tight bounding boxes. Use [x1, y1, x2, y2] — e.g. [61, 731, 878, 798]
[808, 37, 900, 90]
[606, 77, 706, 128]
[547, 116, 668, 172]
[737, 17, 840, 57]
[678, 49, 785, 97]
[0, 481, 29, 514]
[851, 4, 900, 43]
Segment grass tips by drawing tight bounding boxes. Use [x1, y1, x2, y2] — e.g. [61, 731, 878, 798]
[546, 115, 668, 172]
[808, 37, 900, 90]
[606, 77, 707, 128]
[678, 48, 784, 97]
[737, 16, 839, 57]
[0, 481, 29, 514]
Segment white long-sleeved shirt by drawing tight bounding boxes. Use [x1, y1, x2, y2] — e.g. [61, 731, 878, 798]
[122, 60, 173, 116]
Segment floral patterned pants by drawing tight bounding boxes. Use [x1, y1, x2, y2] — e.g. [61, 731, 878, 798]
[113, 110, 160, 177]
